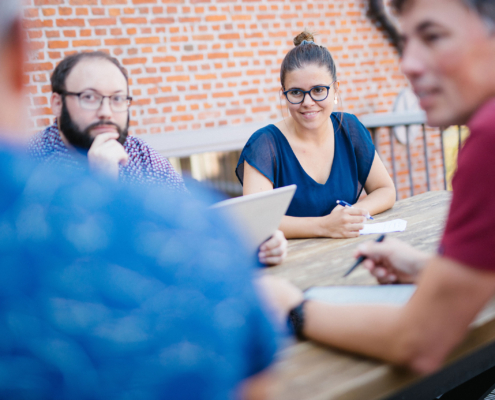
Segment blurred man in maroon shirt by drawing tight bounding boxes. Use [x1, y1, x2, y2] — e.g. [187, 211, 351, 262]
[271, 0, 495, 398]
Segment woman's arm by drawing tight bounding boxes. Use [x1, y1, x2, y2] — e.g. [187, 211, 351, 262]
[243, 162, 366, 239]
[356, 152, 396, 215]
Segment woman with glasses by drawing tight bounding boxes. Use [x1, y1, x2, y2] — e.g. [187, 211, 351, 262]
[236, 31, 396, 239]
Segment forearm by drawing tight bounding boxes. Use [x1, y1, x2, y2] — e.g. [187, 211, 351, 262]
[356, 186, 396, 215]
[303, 301, 406, 364]
[279, 215, 324, 239]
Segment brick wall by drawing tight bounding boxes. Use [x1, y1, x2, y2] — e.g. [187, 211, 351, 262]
[22, 0, 446, 198]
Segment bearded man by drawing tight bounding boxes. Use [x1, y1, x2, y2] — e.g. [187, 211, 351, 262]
[28, 51, 185, 191]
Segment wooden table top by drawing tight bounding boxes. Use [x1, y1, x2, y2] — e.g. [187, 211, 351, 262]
[267, 191, 495, 400]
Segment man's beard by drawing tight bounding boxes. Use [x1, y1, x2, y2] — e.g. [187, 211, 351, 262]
[59, 100, 129, 151]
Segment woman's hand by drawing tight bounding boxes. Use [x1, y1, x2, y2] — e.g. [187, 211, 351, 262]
[258, 230, 288, 265]
[318, 205, 367, 238]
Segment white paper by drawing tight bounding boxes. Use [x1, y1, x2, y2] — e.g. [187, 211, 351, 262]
[359, 219, 407, 235]
[305, 284, 416, 306]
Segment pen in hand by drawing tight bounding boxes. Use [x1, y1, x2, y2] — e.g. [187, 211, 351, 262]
[343, 234, 386, 277]
[336, 200, 374, 220]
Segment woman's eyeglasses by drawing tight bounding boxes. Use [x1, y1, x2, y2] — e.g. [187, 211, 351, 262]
[283, 82, 336, 105]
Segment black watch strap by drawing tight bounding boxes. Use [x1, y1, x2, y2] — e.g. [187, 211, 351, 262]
[287, 300, 308, 340]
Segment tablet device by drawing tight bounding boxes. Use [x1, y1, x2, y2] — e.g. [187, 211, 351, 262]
[304, 284, 416, 306]
[210, 185, 296, 255]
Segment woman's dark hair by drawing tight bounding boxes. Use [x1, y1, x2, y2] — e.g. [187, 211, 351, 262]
[280, 31, 337, 89]
[51, 51, 129, 94]
[391, 0, 495, 29]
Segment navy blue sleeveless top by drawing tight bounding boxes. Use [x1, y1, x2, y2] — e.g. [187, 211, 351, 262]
[236, 112, 375, 217]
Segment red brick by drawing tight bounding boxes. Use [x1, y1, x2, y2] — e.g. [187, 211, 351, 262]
[121, 17, 148, 24]
[105, 38, 131, 46]
[48, 40, 69, 49]
[219, 33, 240, 40]
[207, 53, 228, 59]
[171, 115, 194, 122]
[136, 37, 161, 44]
[73, 39, 101, 47]
[48, 51, 62, 59]
[25, 62, 54, 72]
[23, 19, 54, 29]
[137, 77, 163, 84]
[59, 7, 73, 15]
[192, 34, 214, 41]
[76, 8, 89, 15]
[166, 75, 190, 82]
[56, 19, 85, 27]
[30, 107, 52, 116]
[152, 56, 176, 62]
[89, 18, 117, 26]
[212, 92, 234, 98]
[34, 0, 62, 4]
[24, 8, 40, 18]
[69, 0, 98, 4]
[91, 7, 105, 15]
[195, 74, 216, 80]
[156, 96, 180, 103]
[28, 31, 43, 39]
[185, 94, 207, 101]
[182, 54, 204, 62]
[222, 72, 242, 78]
[122, 57, 147, 65]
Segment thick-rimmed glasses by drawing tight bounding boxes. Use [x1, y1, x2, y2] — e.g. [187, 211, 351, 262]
[283, 82, 335, 105]
[61, 90, 133, 112]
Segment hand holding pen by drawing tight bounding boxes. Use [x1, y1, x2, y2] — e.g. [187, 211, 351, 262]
[343, 234, 386, 277]
[336, 200, 374, 220]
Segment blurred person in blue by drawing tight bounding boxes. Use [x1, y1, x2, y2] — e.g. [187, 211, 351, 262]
[27, 50, 288, 266]
[236, 30, 396, 239]
[0, 1, 287, 398]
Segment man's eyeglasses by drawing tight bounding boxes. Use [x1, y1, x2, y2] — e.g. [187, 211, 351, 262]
[283, 82, 336, 105]
[61, 90, 133, 112]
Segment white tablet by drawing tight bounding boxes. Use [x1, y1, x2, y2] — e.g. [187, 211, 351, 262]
[210, 185, 296, 255]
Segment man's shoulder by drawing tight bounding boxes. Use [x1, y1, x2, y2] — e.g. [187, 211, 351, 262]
[468, 98, 495, 135]
[27, 123, 62, 157]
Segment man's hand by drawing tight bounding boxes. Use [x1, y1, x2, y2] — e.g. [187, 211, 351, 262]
[258, 230, 288, 265]
[87, 132, 128, 179]
[355, 237, 431, 284]
[318, 205, 367, 238]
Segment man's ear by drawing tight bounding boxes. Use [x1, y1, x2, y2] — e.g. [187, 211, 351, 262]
[51, 92, 62, 118]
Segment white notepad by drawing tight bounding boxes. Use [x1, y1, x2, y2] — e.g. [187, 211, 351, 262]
[359, 219, 407, 235]
[305, 284, 416, 306]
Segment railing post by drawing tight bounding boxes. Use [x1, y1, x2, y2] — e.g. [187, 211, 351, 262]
[405, 125, 414, 197]
[440, 128, 447, 190]
[388, 127, 399, 200]
[422, 124, 431, 192]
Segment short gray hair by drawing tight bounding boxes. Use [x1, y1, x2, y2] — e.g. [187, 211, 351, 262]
[0, 0, 22, 47]
[391, 0, 495, 31]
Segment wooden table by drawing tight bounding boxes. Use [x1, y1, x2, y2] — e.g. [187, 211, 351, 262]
[267, 191, 495, 400]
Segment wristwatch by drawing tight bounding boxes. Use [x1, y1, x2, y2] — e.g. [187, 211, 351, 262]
[287, 300, 308, 340]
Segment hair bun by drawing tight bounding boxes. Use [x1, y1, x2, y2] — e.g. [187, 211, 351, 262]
[293, 30, 316, 46]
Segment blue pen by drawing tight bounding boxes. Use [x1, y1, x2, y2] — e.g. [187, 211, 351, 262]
[336, 200, 374, 220]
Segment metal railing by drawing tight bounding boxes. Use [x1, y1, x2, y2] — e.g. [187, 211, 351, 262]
[143, 112, 465, 198]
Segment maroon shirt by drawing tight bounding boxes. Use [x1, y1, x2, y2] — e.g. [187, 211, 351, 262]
[441, 99, 495, 271]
